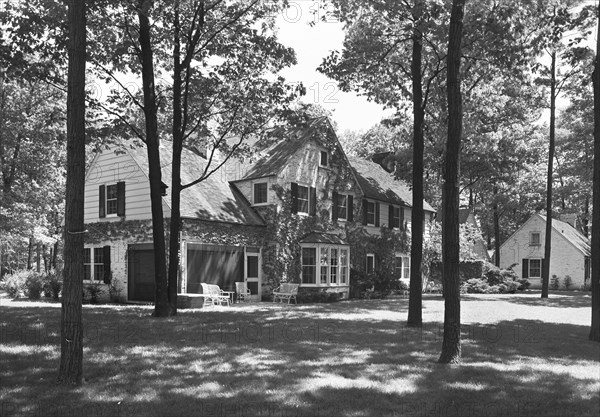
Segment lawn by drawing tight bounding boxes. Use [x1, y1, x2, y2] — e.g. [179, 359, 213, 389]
[1, 292, 598, 417]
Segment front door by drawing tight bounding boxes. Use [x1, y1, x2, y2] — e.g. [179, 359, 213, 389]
[245, 247, 261, 301]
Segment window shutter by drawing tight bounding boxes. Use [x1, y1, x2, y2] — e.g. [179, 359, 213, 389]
[332, 191, 339, 221]
[388, 204, 394, 228]
[103, 246, 111, 284]
[310, 187, 317, 216]
[99, 185, 106, 218]
[291, 182, 298, 213]
[348, 196, 354, 222]
[401, 208, 405, 230]
[522, 259, 529, 278]
[117, 181, 126, 216]
[375, 202, 380, 227]
[362, 199, 368, 225]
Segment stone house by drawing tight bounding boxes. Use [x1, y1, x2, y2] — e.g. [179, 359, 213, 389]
[499, 213, 591, 289]
[82, 117, 435, 302]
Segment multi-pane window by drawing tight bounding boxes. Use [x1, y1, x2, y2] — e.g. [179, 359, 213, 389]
[366, 202, 376, 225]
[337, 194, 348, 220]
[320, 247, 329, 284]
[83, 247, 106, 282]
[340, 249, 348, 284]
[297, 185, 309, 214]
[529, 259, 541, 278]
[302, 248, 317, 284]
[84, 248, 92, 281]
[253, 182, 268, 204]
[106, 184, 118, 215]
[330, 248, 338, 284]
[392, 206, 401, 228]
[302, 245, 349, 286]
[530, 232, 540, 246]
[395, 255, 410, 279]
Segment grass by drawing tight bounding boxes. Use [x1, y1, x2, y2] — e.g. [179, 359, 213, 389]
[1, 291, 598, 417]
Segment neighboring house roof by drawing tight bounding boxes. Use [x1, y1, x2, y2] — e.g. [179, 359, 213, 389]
[241, 117, 330, 180]
[500, 213, 591, 257]
[348, 156, 435, 212]
[126, 142, 265, 226]
[458, 208, 472, 224]
[539, 214, 591, 257]
[299, 232, 349, 245]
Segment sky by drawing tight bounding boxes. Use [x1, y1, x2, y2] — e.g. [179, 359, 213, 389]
[274, 1, 392, 133]
[275, 0, 599, 133]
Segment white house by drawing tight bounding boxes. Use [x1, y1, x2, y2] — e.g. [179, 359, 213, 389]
[499, 213, 591, 290]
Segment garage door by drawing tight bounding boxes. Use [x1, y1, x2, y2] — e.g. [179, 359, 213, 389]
[186, 244, 243, 293]
[128, 244, 155, 302]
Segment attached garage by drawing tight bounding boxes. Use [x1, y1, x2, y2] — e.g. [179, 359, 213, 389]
[185, 244, 244, 293]
[128, 244, 155, 302]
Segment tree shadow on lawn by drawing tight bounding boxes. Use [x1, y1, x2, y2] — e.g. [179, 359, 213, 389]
[1, 302, 598, 417]
[494, 291, 593, 308]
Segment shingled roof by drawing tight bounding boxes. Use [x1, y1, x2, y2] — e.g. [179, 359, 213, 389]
[241, 117, 332, 180]
[538, 214, 591, 256]
[126, 142, 264, 226]
[348, 156, 435, 212]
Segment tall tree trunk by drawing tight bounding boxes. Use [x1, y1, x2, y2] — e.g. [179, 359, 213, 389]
[438, 0, 465, 365]
[167, 0, 184, 315]
[137, 0, 171, 316]
[57, 0, 86, 385]
[589, 5, 600, 342]
[542, 51, 556, 299]
[408, 0, 424, 328]
[493, 186, 500, 267]
[36, 242, 41, 272]
[52, 239, 59, 269]
[27, 234, 33, 270]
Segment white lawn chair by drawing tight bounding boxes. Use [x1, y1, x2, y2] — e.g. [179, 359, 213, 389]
[200, 283, 231, 307]
[272, 283, 299, 304]
[235, 282, 251, 303]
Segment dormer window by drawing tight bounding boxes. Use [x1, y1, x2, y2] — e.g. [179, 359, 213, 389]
[253, 182, 268, 205]
[320, 151, 328, 167]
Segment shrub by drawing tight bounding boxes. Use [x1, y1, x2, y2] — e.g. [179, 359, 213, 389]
[2, 270, 29, 298]
[350, 268, 371, 299]
[461, 278, 495, 294]
[108, 281, 122, 303]
[43, 270, 62, 300]
[517, 279, 531, 291]
[482, 264, 521, 294]
[85, 284, 104, 304]
[563, 275, 572, 290]
[297, 288, 343, 304]
[550, 275, 560, 290]
[25, 273, 44, 300]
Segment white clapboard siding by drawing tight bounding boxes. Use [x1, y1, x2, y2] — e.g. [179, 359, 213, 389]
[84, 149, 158, 223]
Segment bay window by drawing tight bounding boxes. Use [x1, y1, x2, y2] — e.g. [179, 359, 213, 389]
[301, 244, 350, 286]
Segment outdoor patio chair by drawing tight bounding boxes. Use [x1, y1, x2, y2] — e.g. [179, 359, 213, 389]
[235, 281, 252, 302]
[272, 283, 299, 304]
[200, 283, 231, 307]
